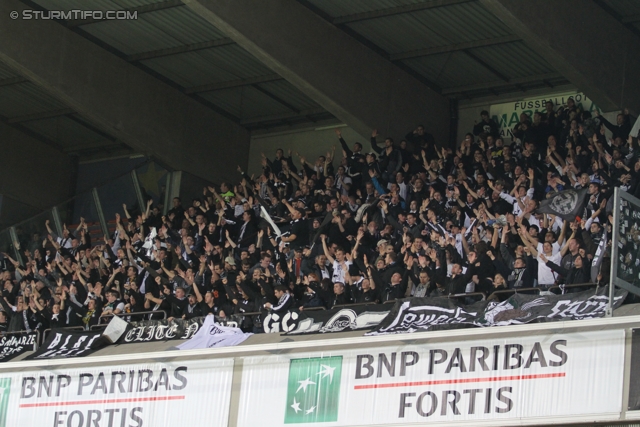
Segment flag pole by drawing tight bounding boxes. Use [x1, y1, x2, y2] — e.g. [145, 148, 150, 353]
[607, 187, 620, 318]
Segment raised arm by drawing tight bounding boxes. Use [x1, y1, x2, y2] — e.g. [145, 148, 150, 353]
[122, 203, 131, 220]
[560, 224, 576, 257]
[320, 234, 336, 264]
[518, 227, 538, 258]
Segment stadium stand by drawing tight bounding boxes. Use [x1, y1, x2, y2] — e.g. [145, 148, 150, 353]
[1, 101, 636, 338]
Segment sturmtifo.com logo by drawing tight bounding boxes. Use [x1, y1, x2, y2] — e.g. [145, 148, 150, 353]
[285, 357, 342, 424]
[0, 378, 11, 427]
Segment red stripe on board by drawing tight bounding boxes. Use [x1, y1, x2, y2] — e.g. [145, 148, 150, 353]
[354, 372, 565, 390]
[19, 395, 185, 408]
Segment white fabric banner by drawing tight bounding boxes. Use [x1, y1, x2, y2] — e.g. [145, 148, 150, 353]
[0, 358, 234, 427]
[631, 114, 640, 140]
[238, 330, 625, 426]
[177, 315, 251, 350]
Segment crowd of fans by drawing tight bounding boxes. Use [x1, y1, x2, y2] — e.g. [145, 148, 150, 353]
[0, 97, 637, 335]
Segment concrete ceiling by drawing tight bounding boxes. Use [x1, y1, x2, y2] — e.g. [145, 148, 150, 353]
[3, 0, 638, 162]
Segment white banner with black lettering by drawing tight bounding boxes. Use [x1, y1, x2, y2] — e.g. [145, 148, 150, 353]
[489, 91, 599, 141]
[0, 358, 234, 427]
[238, 330, 624, 426]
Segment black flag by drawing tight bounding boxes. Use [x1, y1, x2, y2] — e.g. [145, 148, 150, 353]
[537, 187, 589, 221]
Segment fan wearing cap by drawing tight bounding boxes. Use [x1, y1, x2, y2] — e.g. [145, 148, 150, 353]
[183, 291, 203, 319]
[224, 256, 237, 272]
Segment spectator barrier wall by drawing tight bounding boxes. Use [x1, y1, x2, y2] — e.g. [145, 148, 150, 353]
[0, 314, 639, 427]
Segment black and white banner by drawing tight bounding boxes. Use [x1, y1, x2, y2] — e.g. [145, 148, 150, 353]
[0, 332, 37, 362]
[26, 329, 105, 360]
[537, 187, 588, 221]
[119, 317, 205, 344]
[368, 286, 628, 335]
[269, 305, 390, 334]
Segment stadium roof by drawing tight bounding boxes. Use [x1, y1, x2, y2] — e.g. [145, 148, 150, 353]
[1, 0, 637, 161]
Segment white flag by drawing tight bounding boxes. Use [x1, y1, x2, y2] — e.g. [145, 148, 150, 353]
[177, 315, 251, 350]
[630, 115, 640, 140]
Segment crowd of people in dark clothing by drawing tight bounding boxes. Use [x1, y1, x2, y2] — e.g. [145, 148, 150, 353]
[1, 96, 638, 335]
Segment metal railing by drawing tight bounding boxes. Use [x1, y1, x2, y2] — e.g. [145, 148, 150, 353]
[333, 302, 380, 309]
[486, 287, 541, 302]
[448, 292, 487, 303]
[301, 306, 326, 311]
[98, 310, 167, 324]
[548, 282, 599, 294]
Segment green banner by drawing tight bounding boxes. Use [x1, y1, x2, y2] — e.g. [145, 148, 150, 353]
[284, 356, 342, 424]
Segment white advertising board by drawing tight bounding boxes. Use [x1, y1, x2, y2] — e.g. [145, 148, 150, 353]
[238, 330, 624, 426]
[0, 358, 234, 427]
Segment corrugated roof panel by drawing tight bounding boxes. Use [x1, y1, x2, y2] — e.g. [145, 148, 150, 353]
[401, 51, 498, 88]
[81, 18, 182, 55]
[20, 116, 113, 149]
[604, 0, 640, 17]
[30, 0, 123, 12]
[469, 41, 554, 79]
[32, 0, 170, 10]
[347, 2, 511, 54]
[73, 6, 227, 55]
[0, 62, 19, 80]
[0, 83, 69, 118]
[256, 80, 321, 111]
[305, 0, 430, 18]
[141, 44, 273, 88]
[112, 0, 170, 7]
[137, 6, 227, 46]
[347, 12, 449, 53]
[141, 53, 237, 88]
[199, 86, 292, 120]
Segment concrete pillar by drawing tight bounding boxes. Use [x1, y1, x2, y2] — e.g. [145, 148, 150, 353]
[0, 0, 251, 184]
[183, 0, 451, 143]
[481, 0, 640, 113]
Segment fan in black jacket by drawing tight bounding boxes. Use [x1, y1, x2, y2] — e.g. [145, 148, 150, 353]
[370, 267, 409, 302]
[264, 285, 294, 314]
[540, 253, 591, 286]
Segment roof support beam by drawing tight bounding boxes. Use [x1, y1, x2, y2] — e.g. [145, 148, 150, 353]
[185, 74, 282, 94]
[621, 13, 640, 24]
[183, 0, 451, 143]
[332, 0, 473, 24]
[0, 0, 251, 183]
[390, 35, 520, 61]
[126, 38, 235, 62]
[0, 76, 28, 87]
[6, 107, 75, 123]
[481, 0, 640, 112]
[66, 0, 184, 27]
[240, 108, 326, 125]
[462, 50, 509, 82]
[442, 73, 564, 94]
